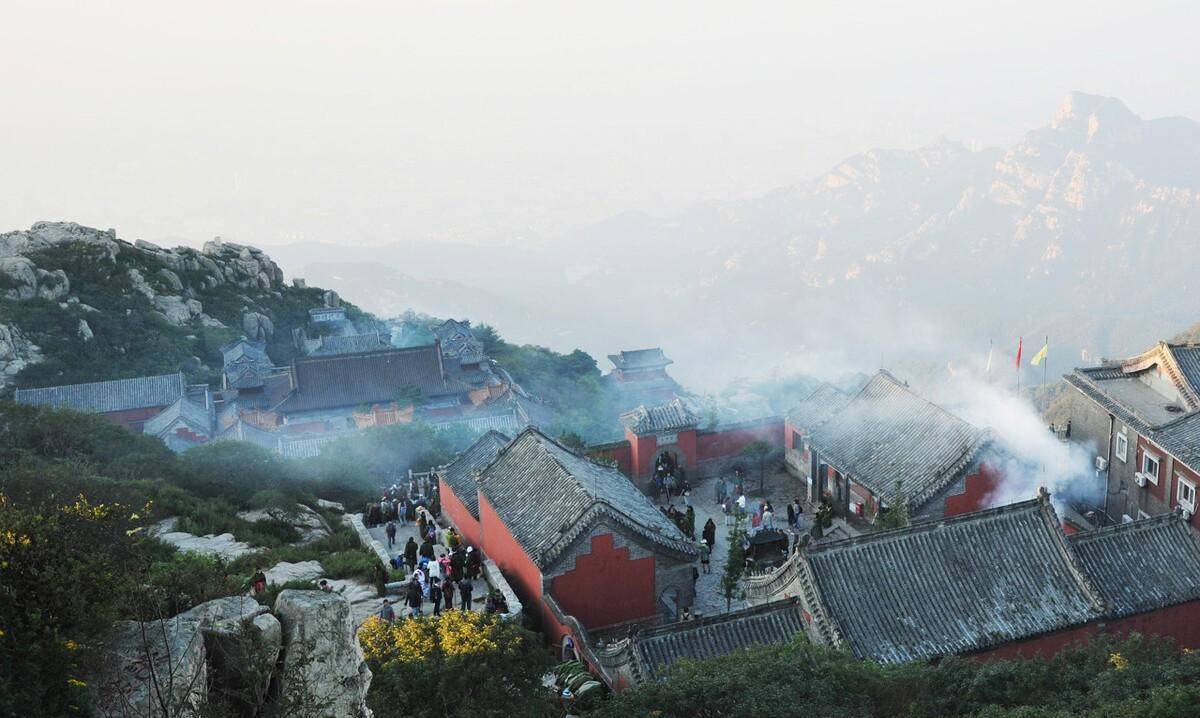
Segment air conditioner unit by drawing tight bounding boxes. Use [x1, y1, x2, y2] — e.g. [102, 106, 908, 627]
[1095, 456, 1108, 471]
[1134, 473, 1148, 488]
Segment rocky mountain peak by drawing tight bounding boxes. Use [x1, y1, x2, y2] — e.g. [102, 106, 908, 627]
[1049, 91, 1140, 144]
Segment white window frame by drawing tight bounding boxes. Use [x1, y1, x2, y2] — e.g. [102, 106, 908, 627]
[1142, 451, 1161, 484]
[1115, 432, 1128, 462]
[1177, 475, 1197, 513]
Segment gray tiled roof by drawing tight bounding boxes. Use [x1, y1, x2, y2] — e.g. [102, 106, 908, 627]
[220, 338, 270, 367]
[434, 320, 485, 363]
[608, 348, 672, 370]
[214, 419, 281, 452]
[629, 598, 806, 681]
[1066, 368, 1200, 468]
[275, 346, 453, 414]
[15, 373, 186, 414]
[786, 383, 851, 429]
[807, 371, 987, 508]
[1070, 512, 1200, 618]
[143, 398, 213, 439]
[438, 431, 510, 519]
[307, 332, 393, 357]
[619, 398, 698, 435]
[803, 496, 1104, 664]
[476, 427, 698, 568]
[1170, 345, 1200, 393]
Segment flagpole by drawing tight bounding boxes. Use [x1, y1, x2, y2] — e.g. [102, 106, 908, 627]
[1016, 336, 1022, 395]
[1042, 335, 1048, 392]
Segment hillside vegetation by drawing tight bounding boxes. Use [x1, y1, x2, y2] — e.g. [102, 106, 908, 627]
[0, 222, 371, 391]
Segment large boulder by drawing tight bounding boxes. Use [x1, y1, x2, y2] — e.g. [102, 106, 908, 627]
[95, 616, 208, 718]
[153, 295, 203, 326]
[237, 503, 332, 544]
[0, 323, 42, 387]
[0, 221, 120, 260]
[179, 597, 280, 715]
[243, 311, 274, 342]
[265, 560, 325, 586]
[274, 590, 372, 718]
[151, 519, 259, 561]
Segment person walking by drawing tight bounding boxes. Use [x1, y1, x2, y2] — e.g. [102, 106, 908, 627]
[714, 476, 727, 504]
[406, 579, 423, 617]
[698, 540, 711, 574]
[442, 576, 456, 611]
[398, 499, 410, 526]
[429, 576, 443, 616]
[684, 506, 696, 539]
[465, 546, 481, 580]
[762, 505, 774, 530]
[378, 598, 396, 623]
[457, 576, 474, 611]
[419, 538, 436, 563]
[702, 518, 717, 549]
[385, 520, 397, 549]
[403, 537, 418, 571]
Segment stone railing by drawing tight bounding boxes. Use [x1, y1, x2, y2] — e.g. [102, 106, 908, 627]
[346, 513, 391, 567]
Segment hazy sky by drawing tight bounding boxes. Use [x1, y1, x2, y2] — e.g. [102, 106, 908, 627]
[2, 0, 1196, 249]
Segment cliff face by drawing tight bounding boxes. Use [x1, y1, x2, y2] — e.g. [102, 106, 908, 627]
[0, 221, 360, 391]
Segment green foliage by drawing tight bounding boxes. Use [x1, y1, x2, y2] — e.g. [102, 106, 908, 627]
[876, 480, 910, 530]
[720, 516, 746, 611]
[3, 240, 371, 389]
[145, 549, 245, 617]
[0, 489, 146, 718]
[587, 634, 1200, 718]
[477, 323, 623, 442]
[361, 611, 555, 718]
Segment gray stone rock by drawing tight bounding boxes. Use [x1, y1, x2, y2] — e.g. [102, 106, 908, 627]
[78, 319, 93, 341]
[159, 268, 184, 291]
[128, 267, 156, 300]
[154, 295, 201, 325]
[95, 617, 208, 718]
[0, 323, 42, 387]
[151, 519, 260, 561]
[265, 560, 325, 586]
[0, 256, 38, 299]
[237, 503, 332, 544]
[0, 221, 120, 260]
[34, 268, 69, 300]
[274, 590, 372, 718]
[179, 597, 279, 714]
[243, 311, 274, 342]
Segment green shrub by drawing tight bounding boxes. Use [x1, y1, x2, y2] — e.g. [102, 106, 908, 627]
[145, 550, 243, 617]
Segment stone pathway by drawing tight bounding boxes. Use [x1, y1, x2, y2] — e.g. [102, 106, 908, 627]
[674, 473, 862, 618]
[365, 519, 489, 617]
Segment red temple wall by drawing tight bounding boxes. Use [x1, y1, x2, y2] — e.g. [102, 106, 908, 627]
[439, 477, 483, 548]
[696, 418, 784, 462]
[478, 494, 543, 607]
[102, 405, 169, 432]
[549, 533, 658, 631]
[944, 462, 1004, 517]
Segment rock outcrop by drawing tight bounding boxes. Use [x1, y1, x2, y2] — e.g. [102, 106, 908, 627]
[0, 323, 41, 384]
[151, 518, 260, 561]
[237, 503, 332, 544]
[180, 597, 281, 714]
[274, 590, 373, 718]
[264, 560, 325, 586]
[96, 616, 208, 718]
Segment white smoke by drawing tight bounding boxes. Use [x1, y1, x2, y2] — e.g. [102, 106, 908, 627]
[931, 372, 1103, 515]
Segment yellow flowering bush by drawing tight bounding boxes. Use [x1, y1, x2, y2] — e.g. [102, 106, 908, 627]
[358, 611, 553, 718]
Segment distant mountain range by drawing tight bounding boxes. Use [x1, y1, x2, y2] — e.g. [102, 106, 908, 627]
[267, 93, 1200, 389]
